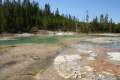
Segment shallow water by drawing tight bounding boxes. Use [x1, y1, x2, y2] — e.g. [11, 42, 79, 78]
[75, 37, 120, 61]
[78, 36, 120, 50]
[0, 36, 58, 45]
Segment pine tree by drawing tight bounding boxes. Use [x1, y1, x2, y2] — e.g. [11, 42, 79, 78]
[44, 3, 51, 16]
[55, 8, 60, 17]
[0, 5, 5, 33]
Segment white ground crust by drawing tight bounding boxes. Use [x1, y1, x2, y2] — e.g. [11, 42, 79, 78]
[54, 54, 95, 79]
[54, 54, 82, 78]
[15, 33, 34, 37]
[107, 52, 120, 61]
[55, 32, 74, 36]
[0, 37, 16, 41]
[54, 54, 117, 80]
[85, 37, 120, 44]
[75, 45, 97, 60]
[54, 54, 81, 63]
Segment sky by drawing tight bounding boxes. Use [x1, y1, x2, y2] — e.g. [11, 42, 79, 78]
[38, 0, 120, 23]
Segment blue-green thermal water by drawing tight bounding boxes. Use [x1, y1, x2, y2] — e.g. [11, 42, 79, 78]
[0, 36, 59, 45]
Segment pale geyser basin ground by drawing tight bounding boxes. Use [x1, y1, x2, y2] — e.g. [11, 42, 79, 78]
[0, 34, 120, 80]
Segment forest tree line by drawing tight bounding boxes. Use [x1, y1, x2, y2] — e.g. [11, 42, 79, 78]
[0, 0, 120, 33]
